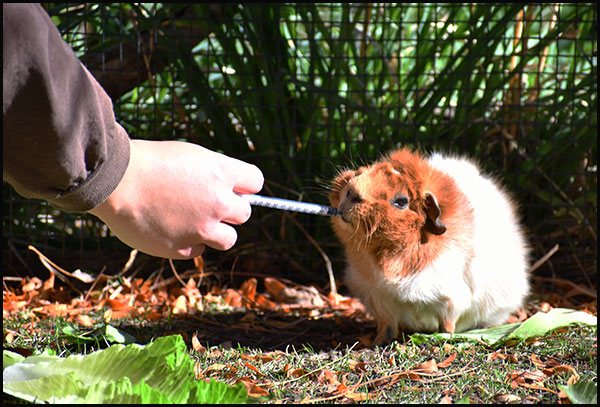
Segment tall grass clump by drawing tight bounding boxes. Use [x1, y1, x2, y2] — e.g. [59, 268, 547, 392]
[5, 3, 595, 286]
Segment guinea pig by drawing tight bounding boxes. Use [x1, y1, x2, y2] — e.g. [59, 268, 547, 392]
[329, 148, 529, 345]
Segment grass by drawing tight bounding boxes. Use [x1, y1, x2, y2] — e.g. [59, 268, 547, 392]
[8, 4, 594, 288]
[190, 325, 597, 403]
[4, 304, 597, 404]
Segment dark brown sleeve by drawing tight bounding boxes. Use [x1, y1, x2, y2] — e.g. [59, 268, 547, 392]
[2, 3, 130, 212]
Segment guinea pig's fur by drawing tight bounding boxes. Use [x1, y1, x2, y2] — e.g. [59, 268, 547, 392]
[329, 148, 529, 345]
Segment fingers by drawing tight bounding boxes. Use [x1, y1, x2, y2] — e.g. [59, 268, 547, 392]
[180, 157, 259, 255]
[220, 192, 252, 226]
[199, 221, 239, 252]
[228, 159, 264, 195]
[175, 217, 240, 258]
[174, 223, 235, 258]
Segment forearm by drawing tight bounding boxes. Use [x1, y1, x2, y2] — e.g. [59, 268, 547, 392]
[3, 4, 264, 258]
[2, 3, 130, 212]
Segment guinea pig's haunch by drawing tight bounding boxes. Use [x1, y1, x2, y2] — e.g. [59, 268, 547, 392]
[329, 148, 529, 345]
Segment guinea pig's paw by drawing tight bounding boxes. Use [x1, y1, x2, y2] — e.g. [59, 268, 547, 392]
[443, 317, 456, 334]
[373, 324, 397, 346]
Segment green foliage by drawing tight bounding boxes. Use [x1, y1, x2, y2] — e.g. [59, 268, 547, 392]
[409, 307, 598, 348]
[558, 381, 598, 405]
[3, 335, 252, 404]
[59, 324, 138, 347]
[5, 4, 595, 279]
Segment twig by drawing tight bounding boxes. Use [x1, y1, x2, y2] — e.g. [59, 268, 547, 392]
[27, 245, 82, 295]
[229, 256, 239, 286]
[283, 212, 338, 299]
[83, 265, 107, 304]
[528, 243, 559, 274]
[109, 285, 123, 300]
[149, 263, 165, 291]
[507, 140, 596, 240]
[150, 269, 213, 291]
[6, 239, 32, 276]
[569, 248, 593, 288]
[2, 276, 24, 282]
[304, 362, 479, 404]
[531, 275, 596, 299]
[168, 258, 187, 287]
[118, 249, 138, 277]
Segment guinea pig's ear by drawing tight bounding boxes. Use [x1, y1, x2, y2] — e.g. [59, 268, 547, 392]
[423, 191, 446, 235]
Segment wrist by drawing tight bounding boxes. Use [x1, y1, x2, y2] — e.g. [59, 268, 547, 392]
[89, 138, 136, 218]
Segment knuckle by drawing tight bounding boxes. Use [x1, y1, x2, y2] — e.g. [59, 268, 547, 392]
[196, 220, 214, 240]
[211, 194, 229, 219]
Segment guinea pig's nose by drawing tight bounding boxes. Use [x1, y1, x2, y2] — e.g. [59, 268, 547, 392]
[339, 188, 362, 222]
[344, 188, 363, 206]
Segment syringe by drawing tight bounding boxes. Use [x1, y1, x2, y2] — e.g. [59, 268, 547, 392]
[241, 194, 340, 217]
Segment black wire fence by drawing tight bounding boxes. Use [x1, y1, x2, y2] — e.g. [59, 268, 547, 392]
[3, 3, 596, 293]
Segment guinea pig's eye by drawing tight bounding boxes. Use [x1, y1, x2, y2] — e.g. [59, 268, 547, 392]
[391, 195, 409, 210]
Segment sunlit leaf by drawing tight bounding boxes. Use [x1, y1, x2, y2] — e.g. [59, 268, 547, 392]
[558, 381, 597, 405]
[3, 335, 252, 404]
[410, 308, 597, 348]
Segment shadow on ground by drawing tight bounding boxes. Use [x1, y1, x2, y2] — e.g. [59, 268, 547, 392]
[118, 309, 378, 351]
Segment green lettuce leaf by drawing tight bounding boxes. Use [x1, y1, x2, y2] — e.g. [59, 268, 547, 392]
[410, 308, 597, 348]
[3, 334, 251, 404]
[558, 381, 597, 405]
[59, 324, 137, 346]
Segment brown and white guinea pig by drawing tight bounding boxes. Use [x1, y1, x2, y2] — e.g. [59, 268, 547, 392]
[329, 148, 529, 345]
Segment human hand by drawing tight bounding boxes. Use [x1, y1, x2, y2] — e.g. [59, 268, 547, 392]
[89, 139, 263, 259]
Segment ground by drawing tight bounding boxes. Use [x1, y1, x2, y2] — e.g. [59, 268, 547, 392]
[3, 247, 597, 403]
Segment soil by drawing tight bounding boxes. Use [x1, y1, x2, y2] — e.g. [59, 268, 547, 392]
[118, 309, 378, 352]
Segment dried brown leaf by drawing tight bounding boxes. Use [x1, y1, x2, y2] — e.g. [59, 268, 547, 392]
[252, 294, 272, 309]
[566, 373, 580, 385]
[191, 332, 206, 354]
[342, 390, 371, 402]
[398, 371, 422, 381]
[348, 360, 371, 373]
[42, 273, 55, 292]
[415, 358, 439, 373]
[172, 295, 187, 314]
[240, 278, 257, 302]
[530, 353, 545, 368]
[494, 394, 521, 403]
[317, 369, 340, 386]
[507, 369, 556, 392]
[74, 314, 95, 327]
[204, 363, 231, 377]
[543, 365, 570, 376]
[238, 378, 270, 398]
[224, 289, 242, 307]
[437, 352, 457, 368]
[193, 255, 204, 272]
[264, 277, 286, 298]
[244, 362, 263, 376]
[22, 278, 42, 293]
[287, 368, 307, 378]
[5, 330, 15, 344]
